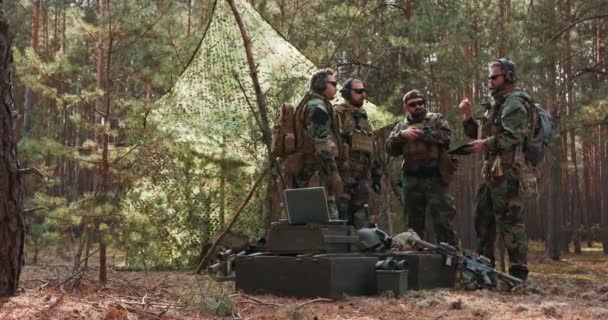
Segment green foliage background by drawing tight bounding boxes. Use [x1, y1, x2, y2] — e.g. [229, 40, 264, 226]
[3, 0, 607, 268]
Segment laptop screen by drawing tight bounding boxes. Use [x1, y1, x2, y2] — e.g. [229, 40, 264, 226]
[283, 187, 330, 225]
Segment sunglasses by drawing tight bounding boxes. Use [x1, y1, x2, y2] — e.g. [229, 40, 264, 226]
[406, 101, 425, 107]
[327, 81, 338, 87]
[488, 74, 504, 81]
[352, 88, 366, 94]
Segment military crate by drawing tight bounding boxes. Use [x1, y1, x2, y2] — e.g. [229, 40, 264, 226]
[401, 251, 456, 290]
[265, 222, 358, 254]
[235, 254, 377, 298]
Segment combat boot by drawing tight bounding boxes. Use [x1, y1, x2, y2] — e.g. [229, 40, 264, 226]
[508, 265, 529, 281]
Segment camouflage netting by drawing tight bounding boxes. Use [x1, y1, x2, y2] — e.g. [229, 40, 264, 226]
[154, 0, 395, 160]
[126, 0, 399, 262]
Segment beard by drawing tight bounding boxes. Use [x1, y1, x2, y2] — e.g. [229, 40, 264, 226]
[350, 98, 364, 108]
[409, 108, 427, 122]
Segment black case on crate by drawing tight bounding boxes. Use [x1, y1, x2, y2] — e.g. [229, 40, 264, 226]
[235, 254, 378, 298]
[265, 222, 358, 254]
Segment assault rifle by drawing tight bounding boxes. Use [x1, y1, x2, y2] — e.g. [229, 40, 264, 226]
[207, 249, 241, 281]
[395, 231, 523, 290]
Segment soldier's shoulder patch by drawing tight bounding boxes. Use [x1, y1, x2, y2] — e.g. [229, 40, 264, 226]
[310, 106, 330, 124]
[307, 99, 328, 113]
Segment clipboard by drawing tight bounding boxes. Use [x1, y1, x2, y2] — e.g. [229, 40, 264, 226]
[448, 143, 474, 155]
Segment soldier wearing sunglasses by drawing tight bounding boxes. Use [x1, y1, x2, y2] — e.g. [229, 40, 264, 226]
[292, 68, 344, 219]
[385, 90, 458, 246]
[458, 58, 530, 281]
[332, 79, 382, 228]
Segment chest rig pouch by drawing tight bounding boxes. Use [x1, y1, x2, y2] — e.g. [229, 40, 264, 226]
[336, 105, 374, 159]
[401, 121, 440, 163]
[351, 129, 374, 154]
[403, 140, 440, 161]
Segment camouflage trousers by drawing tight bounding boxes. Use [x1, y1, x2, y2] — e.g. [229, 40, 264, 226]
[475, 165, 528, 272]
[402, 175, 458, 246]
[337, 162, 372, 229]
[295, 164, 341, 219]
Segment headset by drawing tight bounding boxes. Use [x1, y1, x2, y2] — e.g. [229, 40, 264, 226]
[497, 58, 517, 83]
[340, 78, 355, 99]
[310, 69, 329, 91]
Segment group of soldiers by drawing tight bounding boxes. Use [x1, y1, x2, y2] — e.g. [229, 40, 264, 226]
[283, 58, 534, 281]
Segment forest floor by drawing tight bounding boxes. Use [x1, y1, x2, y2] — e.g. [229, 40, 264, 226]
[2, 242, 608, 320]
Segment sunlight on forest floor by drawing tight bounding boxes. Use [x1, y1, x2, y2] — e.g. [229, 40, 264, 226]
[2, 241, 608, 320]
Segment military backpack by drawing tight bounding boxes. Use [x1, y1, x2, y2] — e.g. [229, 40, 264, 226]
[512, 92, 554, 166]
[270, 94, 318, 158]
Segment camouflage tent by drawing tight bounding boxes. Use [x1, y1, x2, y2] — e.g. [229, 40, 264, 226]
[154, 0, 395, 161]
[130, 0, 402, 248]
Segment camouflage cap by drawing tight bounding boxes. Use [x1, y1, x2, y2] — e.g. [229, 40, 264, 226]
[402, 90, 426, 105]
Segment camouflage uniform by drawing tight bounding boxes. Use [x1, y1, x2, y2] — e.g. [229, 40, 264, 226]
[294, 90, 342, 219]
[334, 102, 381, 228]
[386, 111, 458, 246]
[462, 86, 530, 278]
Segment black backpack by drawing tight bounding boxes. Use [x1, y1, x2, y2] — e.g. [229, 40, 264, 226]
[512, 92, 554, 166]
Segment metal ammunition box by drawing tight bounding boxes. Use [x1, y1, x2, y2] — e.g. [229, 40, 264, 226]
[401, 251, 456, 290]
[235, 254, 377, 298]
[376, 270, 408, 296]
[265, 222, 358, 254]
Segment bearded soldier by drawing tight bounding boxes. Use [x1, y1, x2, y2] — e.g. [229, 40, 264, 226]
[459, 58, 531, 281]
[385, 90, 458, 246]
[333, 79, 382, 228]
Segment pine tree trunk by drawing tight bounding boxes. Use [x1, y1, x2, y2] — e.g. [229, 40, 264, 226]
[582, 136, 592, 226]
[598, 124, 608, 255]
[0, 20, 25, 297]
[543, 0, 560, 260]
[547, 149, 562, 260]
[96, 0, 110, 284]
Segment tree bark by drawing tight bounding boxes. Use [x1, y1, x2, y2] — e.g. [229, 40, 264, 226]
[0, 20, 25, 297]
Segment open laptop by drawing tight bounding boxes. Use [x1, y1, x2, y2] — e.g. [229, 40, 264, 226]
[283, 187, 331, 225]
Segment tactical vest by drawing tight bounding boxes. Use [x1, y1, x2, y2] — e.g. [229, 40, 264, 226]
[334, 103, 374, 160]
[401, 113, 441, 170]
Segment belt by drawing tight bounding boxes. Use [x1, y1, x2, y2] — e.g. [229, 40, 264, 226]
[403, 167, 440, 178]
